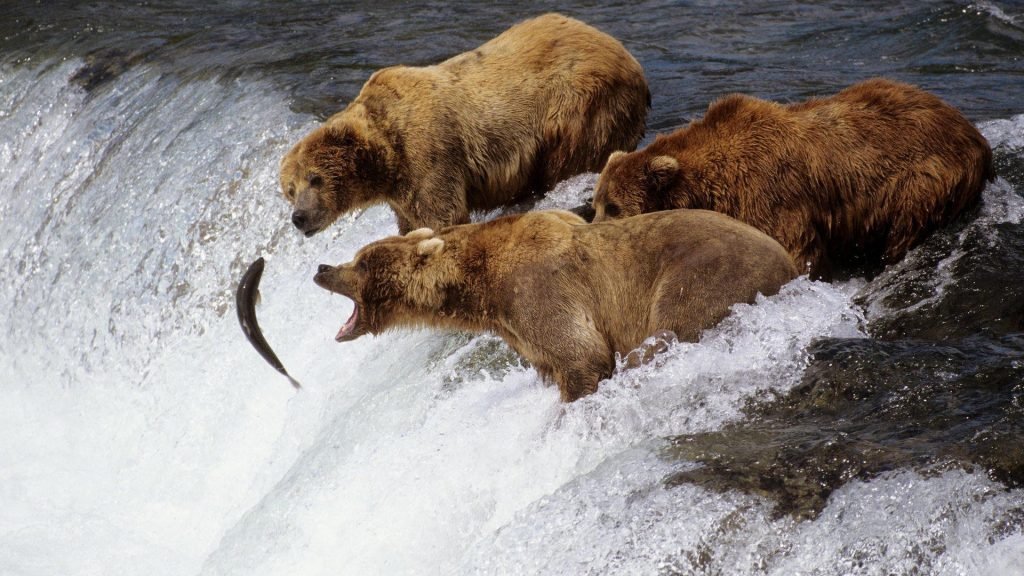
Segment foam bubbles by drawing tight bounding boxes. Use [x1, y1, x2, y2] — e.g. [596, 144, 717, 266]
[981, 113, 1024, 152]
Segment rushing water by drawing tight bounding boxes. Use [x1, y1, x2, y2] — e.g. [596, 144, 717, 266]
[1, 1, 1023, 575]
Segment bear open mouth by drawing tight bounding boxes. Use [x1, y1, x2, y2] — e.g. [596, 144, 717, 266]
[335, 301, 363, 342]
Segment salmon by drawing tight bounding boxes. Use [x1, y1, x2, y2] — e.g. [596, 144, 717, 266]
[236, 257, 301, 389]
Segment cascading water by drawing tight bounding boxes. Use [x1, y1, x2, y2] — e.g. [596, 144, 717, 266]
[2, 2, 1024, 575]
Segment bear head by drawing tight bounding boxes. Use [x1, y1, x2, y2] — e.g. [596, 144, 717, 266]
[280, 121, 388, 237]
[591, 151, 679, 222]
[313, 228, 453, 341]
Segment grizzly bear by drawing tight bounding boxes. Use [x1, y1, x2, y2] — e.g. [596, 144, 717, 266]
[591, 78, 993, 279]
[281, 13, 650, 237]
[313, 209, 797, 401]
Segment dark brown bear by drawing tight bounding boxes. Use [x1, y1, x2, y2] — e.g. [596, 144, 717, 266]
[281, 13, 650, 236]
[314, 210, 797, 401]
[591, 78, 993, 279]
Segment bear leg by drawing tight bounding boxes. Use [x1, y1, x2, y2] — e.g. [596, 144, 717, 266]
[621, 330, 678, 369]
[406, 176, 471, 231]
[545, 331, 615, 402]
[797, 242, 831, 281]
[555, 359, 614, 402]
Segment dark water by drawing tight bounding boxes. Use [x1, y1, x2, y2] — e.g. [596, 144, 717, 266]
[4, 0, 1022, 125]
[3, 1, 1024, 573]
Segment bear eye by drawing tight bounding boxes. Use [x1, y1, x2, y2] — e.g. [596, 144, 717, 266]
[309, 174, 323, 188]
[286, 186, 296, 200]
[605, 203, 621, 218]
[356, 258, 368, 272]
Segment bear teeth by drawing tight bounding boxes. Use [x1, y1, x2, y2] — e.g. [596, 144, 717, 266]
[336, 303, 360, 342]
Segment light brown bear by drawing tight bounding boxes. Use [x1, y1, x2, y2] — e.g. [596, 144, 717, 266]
[313, 209, 797, 401]
[281, 13, 650, 236]
[591, 78, 994, 279]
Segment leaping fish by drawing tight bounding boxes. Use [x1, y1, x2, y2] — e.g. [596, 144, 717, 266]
[236, 257, 301, 389]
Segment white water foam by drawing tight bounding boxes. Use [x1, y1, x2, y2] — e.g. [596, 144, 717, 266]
[980, 113, 1024, 152]
[190, 277, 863, 576]
[464, 466, 1024, 576]
[968, 1, 1021, 27]
[1, 59, 1023, 576]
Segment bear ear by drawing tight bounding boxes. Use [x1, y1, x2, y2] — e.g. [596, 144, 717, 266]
[416, 237, 445, 256]
[605, 150, 627, 168]
[645, 155, 679, 190]
[405, 228, 435, 240]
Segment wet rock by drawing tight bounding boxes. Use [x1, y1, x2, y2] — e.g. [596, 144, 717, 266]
[858, 152, 1024, 341]
[664, 334, 1024, 519]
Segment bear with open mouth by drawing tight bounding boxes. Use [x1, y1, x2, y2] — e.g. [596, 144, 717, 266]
[314, 209, 797, 401]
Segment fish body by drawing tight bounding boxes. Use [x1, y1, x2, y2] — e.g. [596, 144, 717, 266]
[236, 257, 301, 389]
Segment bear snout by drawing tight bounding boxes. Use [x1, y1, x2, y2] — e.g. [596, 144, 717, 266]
[292, 209, 318, 235]
[313, 265, 335, 289]
[313, 264, 356, 298]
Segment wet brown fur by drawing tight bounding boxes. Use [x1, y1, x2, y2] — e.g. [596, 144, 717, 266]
[282, 13, 650, 235]
[591, 78, 994, 279]
[314, 210, 797, 402]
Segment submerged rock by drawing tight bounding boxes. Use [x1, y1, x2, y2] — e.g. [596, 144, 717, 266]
[859, 152, 1024, 341]
[664, 169, 1024, 519]
[663, 335, 1024, 519]
[70, 43, 160, 92]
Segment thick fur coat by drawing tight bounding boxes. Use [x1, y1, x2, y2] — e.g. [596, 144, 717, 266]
[314, 210, 797, 401]
[591, 78, 993, 279]
[282, 13, 650, 236]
